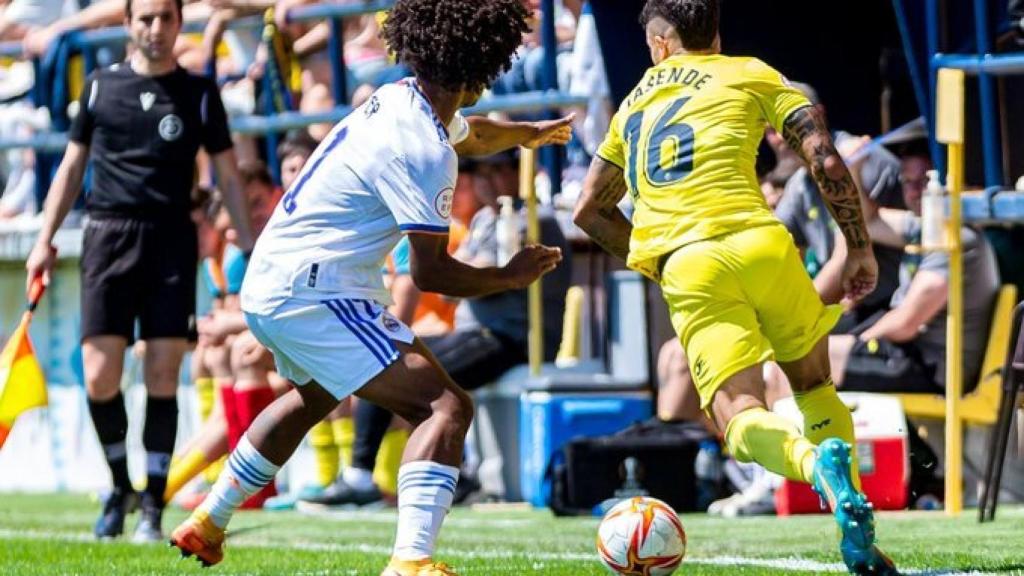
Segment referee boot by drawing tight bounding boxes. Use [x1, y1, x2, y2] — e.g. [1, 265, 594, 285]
[94, 488, 138, 539]
[132, 493, 165, 543]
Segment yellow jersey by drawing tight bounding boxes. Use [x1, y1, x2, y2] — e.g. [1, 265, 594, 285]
[596, 53, 810, 279]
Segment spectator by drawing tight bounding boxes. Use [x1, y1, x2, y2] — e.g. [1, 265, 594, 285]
[824, 151, 1001, 394]
[774, 83, 905, 329]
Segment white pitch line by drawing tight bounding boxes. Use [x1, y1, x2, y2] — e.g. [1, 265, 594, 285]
[0, 528, 1002, 575]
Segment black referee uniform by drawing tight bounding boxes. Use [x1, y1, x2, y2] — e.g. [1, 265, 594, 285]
[70, 62, 232, 536]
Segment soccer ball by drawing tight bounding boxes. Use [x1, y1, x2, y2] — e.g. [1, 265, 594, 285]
[596, 497, 687, 576]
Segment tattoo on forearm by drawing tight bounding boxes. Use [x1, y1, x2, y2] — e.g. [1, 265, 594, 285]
[783, 107, 870, 249]
[580, 160, 631, 261]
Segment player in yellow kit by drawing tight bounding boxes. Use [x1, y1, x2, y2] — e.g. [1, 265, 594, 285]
[573, 1, 897, 574]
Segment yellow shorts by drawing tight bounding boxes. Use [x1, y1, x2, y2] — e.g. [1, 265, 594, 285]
[659, 223, 841, 409]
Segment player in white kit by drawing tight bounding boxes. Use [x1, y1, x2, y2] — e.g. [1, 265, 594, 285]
[170, 1, 570, 574]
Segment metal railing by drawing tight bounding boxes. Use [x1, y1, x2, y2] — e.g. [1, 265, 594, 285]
[0, 0, 585, 195]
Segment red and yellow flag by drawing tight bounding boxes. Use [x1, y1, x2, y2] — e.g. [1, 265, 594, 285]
[0, 276, 49, 448]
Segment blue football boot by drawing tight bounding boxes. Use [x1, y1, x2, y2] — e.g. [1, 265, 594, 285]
[94, 488, 138, 539]
[812, 438, 900, 575]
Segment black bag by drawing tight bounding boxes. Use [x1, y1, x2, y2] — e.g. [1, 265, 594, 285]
[546, 418, 712, 516]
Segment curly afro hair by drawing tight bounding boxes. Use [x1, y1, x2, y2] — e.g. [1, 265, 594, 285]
[382, 0, 530, 94]
[640, 0, 719, 51]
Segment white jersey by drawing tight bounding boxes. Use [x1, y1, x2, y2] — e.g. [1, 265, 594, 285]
[241, 80, 470, 315]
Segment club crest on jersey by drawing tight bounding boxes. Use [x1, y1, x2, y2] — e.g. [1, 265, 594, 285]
[159, 114, 184, 141]
[381, 313, 401, 333]
[140, 91, 156, 111]
[434, 187, 454, 219]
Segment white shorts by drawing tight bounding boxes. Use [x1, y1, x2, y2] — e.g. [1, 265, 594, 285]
[245, 298, 415, 400]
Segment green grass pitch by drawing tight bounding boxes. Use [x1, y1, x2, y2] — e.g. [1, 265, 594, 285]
[2, 494, 1023, 575]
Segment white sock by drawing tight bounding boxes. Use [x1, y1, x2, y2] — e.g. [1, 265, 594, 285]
[392, 461, 459, 561]
[198, 435, 280, 528]
[342, 466, 376, 491]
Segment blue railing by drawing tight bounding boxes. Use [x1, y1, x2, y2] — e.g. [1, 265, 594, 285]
[0, 0, 584, 193]
[892, 0, 1024, 222]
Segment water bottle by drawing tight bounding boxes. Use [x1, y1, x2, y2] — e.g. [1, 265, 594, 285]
[921, 170, 946, 250]
[495, 196, 520, 267]
[694, 440, 723, 511]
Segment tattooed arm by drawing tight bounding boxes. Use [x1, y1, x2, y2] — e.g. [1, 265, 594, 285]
[782, 105, 878, 301]
[573, 157, 632, 262]
[782, 106, 870, 249]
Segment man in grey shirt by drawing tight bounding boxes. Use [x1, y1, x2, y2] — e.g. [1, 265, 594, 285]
[827, 152, 1001, 393]
[774, 89, 905, 327]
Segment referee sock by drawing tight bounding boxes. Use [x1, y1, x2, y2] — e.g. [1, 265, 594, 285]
[199, 434, 280, 528]
[724, 407, 816, 484]
[392, 461, 459, 561]
[87, 392, 133, 492]
[143, 395, 178, 507]
[794, 381, 861, 490]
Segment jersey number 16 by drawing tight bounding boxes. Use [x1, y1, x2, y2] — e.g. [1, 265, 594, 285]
[623, 97, 695, 199]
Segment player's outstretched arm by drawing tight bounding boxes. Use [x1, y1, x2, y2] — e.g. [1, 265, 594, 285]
[454, 114, 574, 157]
[782, 105, 877, 301]
[406, 233, 561, 298]
[573, 156, 631, 263]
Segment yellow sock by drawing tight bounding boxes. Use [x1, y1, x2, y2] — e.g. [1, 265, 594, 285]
[165, 449, 210, 503]
[373, 428, 409, 495]
[311, 420, 339, 487]
[332, 417, 355, 471]
[195, 377, 215, 422]
[725, 407, 817, 483]
[794, 381, 861, 490]
[202, 456, 225, 485]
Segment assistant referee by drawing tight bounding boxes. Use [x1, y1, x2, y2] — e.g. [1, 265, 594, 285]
[25, 0, 255, 542]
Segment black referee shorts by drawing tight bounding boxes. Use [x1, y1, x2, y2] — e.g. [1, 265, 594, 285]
[80, 215, 198, 343]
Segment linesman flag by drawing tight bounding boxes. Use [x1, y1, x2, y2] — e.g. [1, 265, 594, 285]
[0, 275, 49, 449]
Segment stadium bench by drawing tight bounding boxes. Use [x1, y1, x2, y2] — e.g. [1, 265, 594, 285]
[896, 284, 1018, 425]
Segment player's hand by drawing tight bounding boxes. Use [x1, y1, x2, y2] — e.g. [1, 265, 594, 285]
[841, 247, 878, 303]
[523, 114, 576, 149]
[25, 242, 57, 299]
[502, 244, 562, 289]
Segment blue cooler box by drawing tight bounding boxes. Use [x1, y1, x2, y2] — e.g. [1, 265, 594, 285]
[519, 388, 651, 507]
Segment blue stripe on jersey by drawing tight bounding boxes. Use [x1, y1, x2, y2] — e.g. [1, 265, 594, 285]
[341, 300, 398, 360]
[398, 223, 449, 234]
[324, 299, 389, 367]
[282, 125, 348, 215]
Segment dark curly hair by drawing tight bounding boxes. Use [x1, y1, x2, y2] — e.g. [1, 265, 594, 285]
[640, 0, 719, 51]
[382, 0, 530, 94]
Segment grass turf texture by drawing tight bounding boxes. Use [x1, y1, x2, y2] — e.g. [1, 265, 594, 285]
[2, 494, 1023, 575]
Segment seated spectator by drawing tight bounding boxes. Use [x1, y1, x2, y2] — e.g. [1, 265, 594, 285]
[775, 83, 905, 330]
[824, 151, 1001, 395]
[20, 0, 123, 56]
